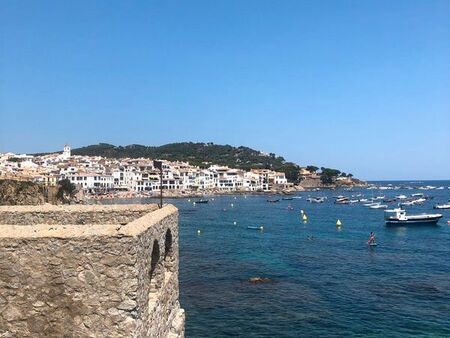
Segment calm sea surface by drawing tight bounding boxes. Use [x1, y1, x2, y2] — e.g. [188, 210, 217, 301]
[108, 181, 450, 337]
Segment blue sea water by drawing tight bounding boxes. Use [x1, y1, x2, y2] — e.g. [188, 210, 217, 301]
[176, 181, 450, 337]
[107, 181, 450, 337]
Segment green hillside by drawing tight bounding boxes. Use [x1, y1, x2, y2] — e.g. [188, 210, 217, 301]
[71, 142, 301, 181]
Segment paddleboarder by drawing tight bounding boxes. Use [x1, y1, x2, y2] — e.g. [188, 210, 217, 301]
[367, 232, 375, 245]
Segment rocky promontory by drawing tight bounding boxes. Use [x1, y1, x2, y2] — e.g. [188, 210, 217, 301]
[0, 179, 45, 205]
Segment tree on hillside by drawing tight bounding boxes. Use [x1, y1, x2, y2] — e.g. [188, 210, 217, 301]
[306, 165, 319, 173]
[320, 168, 341, 185]
[279, 163, 300, 183]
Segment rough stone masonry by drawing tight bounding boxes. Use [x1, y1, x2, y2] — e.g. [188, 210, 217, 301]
[0, 204, 185, 338]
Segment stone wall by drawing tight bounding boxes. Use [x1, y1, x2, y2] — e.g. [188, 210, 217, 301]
[0, 204, 159, 225]
[0, 204, 184, 338]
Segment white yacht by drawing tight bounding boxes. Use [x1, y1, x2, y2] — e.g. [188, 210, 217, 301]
[384, 208, 442, 225]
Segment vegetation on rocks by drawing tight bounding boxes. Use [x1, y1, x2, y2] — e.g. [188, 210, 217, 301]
[319, 168, 342, 185]
[0, 179, 80, 206]
[0, 179, 45, 205]
[56, 179, 77, 203]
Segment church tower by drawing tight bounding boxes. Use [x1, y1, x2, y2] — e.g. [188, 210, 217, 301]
[62, 144, 71, 159]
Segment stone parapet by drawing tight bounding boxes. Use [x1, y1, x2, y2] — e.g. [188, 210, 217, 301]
[0, 204, 184, 338]
[0, 204, 159, 225]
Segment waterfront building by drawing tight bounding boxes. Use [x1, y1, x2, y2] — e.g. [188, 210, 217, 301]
[67, 173, 114, 189]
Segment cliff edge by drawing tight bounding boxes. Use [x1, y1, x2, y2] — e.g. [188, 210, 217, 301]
[0, 179, 45, 205]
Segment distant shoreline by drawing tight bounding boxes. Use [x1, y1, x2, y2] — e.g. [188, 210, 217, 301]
[85, 184, 368, 201]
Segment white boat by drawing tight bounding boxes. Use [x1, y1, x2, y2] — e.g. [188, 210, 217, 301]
[434, 204, 450, 210]
[363, 202, 379, 207]
[399, 199, 425, 207]
[307, 197, 325, 203]
[384, 208, 442, 225]
[335, 197, 349, 204]
[370, 204, 388, 209]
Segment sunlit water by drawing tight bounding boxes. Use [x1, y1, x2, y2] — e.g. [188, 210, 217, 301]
[103, 181, 450, 337]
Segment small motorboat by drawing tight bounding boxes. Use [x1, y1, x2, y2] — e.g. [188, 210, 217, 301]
[195, 199, 209, 204]
[434, 204, 450, 209]
[369, 204, 388, 209]
[384, 208, 442, 225]
[335, 197, 349, 204]
[247, 226, 264, 230]
[267, 199, 280, 203]
[307, 197, 325, 203]
[282, 197, 294, 200]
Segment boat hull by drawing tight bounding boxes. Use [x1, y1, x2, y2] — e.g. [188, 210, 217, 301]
[385, 216, 442, 225]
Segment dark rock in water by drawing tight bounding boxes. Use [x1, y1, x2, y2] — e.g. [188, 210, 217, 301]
[248, 277, 273, 284]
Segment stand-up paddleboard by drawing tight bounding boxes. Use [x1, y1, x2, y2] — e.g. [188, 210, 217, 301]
[369, 242, 377, 247]
[247, 226, 263, 230]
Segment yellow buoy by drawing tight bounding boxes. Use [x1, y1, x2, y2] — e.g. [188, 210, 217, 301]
[336, 219, 342, 227]
[302, 214, 307, 221]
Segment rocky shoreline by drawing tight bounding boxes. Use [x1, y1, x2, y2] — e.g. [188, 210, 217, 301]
[86, 180, 367, 201]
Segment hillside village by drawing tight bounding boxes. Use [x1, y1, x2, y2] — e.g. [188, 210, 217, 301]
[0, 145, 363, 200]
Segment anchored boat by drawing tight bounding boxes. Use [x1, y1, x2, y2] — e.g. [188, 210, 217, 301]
[370, 203, 388, 209]
[434, 204, 450, 209]
[384, 208, 442, 225]
[195, 199, 209, 204]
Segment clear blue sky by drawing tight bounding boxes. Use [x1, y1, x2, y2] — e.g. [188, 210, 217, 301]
[1, 1, 449, 180]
